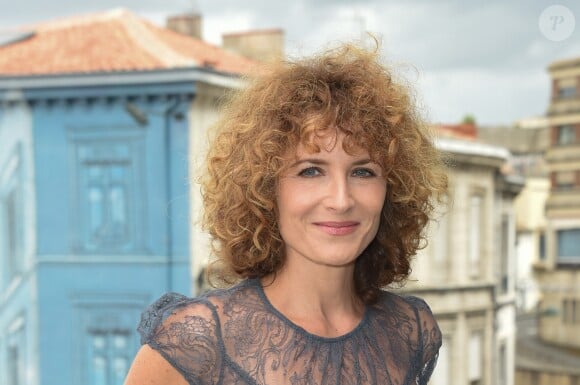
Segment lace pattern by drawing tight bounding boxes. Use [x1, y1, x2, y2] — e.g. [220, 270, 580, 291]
[138, 280, 441, 385]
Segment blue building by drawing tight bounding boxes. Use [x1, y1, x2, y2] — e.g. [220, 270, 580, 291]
[0, 9, 254, 385]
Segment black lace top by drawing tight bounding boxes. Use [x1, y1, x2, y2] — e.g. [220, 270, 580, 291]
[138, 279, 441, 385]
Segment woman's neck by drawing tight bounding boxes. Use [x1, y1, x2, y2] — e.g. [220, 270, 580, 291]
[261, 261, 364, 337]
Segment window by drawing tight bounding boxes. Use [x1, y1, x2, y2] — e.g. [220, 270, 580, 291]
[468, 331, 483, 385]
[72, 137, 144, 253]
[0, 145, 24, 288]
[557, 228, 580, 262]
[87, 329, 131, 385]
[563, 299, 579, 324]
[557, 125, 576, 145]
[72, 295, 146, 385]
[553, 171, 576, 189]
[498, 342, 507, 385]
[499, 215, 510, 294]
[469, 195, 483, 277]
[539, 232, 546, 261]
[559, 86, 576, 98]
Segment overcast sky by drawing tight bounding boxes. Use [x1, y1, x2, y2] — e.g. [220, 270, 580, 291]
[1, 0, 579, 126]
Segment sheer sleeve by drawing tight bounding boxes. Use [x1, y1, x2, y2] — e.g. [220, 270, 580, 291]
[137, 293, 223, 385]
[407, 296, 442, 385]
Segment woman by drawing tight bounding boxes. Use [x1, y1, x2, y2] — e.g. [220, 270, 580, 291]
[125, 44, 447, 385]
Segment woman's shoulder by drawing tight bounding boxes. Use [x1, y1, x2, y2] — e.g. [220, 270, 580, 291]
[374, 290, 435, 315]
[136, 281, 257, 384]
[138, 280, 258, 340]
[372, 290, 440, 337]
[139, 281, 252, 334]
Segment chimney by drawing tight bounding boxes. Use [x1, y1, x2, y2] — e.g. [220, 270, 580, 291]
[166, 13, 202, 40]
[222, 29, 284, 62]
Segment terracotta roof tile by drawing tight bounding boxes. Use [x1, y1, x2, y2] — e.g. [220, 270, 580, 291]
[0, 8, 258, 76]
[435, 123, 478, 140]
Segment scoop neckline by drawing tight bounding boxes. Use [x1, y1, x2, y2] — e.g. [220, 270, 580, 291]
[250, 278, 370, 342]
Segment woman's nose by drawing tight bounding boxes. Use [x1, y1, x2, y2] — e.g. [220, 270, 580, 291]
[324, 175, 355, 212]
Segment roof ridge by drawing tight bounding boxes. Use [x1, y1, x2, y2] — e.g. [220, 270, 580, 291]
[120, 12, 197, 67]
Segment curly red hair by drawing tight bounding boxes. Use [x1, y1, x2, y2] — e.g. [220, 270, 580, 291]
[201, 44, 448, 303]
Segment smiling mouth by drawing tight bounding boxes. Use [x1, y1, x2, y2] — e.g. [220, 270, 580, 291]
[314, 221, 359, 236]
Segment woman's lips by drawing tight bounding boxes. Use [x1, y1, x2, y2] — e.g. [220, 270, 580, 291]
[314, 221, 360, 236]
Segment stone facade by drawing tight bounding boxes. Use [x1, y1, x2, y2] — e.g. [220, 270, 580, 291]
[538, 56, 580, 349]
[404, 137, 521, 385]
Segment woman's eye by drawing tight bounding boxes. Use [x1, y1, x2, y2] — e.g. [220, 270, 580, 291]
[298, 167, 322, 177]
[352, 168, 376, 177]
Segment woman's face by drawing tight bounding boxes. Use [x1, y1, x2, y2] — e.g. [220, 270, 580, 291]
[276, 134, 387, 270]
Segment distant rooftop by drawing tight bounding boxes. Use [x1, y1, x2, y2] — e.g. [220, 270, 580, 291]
[0, 8, 257, 77]
[478, 124, 550, 154]
[435, 136, 510, 161]
[548, 55, 580, 71]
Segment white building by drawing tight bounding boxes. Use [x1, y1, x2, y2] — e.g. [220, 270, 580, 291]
[405, 136, 522, 385]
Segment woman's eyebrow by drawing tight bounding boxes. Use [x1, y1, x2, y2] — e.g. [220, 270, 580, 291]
[288, 158, 375, 168]
[288, 158, 327, 168]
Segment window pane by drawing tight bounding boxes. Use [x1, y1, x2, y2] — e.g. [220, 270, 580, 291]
[88, 165, 103, 180]
[92, 334, 106, 351]
[109, 186, 126, 226]
[113, 357, 128, 385]
[558, 125, 575, 145]
[558, 228, 580, 260]
[93, 356, 107, 385]
[109, 165, 126, 181]
[113, 334, 128, 350]
[539, 233, 546, 260]
[86, 330, 132, 385]
[559, 86, 576, 98]
[88, 187, 104, 239]
[500, 215, 509, 293]
[499, 343, 507, 385]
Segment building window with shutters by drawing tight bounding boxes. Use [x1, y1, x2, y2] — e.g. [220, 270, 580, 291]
[87, 329, 131, 385]
[69, 128, 145, 254]
[73, 294, 146, 385]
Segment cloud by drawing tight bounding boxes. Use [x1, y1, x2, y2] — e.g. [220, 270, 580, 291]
[419, 68, 549, 125]
[0, 0, 577, 125]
